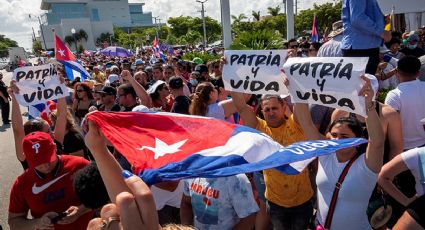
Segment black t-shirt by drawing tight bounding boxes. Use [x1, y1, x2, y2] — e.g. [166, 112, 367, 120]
[97, 103, 121, 112]
[400, 47, 425, 58]
[63, 131, 91, 160]
[0, 80, 9, 98]
[171, 95, 191, 114]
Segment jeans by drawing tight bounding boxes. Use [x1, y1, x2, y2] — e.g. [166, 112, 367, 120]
[266, 199, 313, 230]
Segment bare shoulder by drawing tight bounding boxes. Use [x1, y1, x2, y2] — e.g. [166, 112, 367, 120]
[380, 103, 398, 118]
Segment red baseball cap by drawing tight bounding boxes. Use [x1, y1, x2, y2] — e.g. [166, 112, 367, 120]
[23, 132, 57, 168]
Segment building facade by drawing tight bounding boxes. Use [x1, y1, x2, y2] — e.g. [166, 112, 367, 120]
[39, 0, 154, 51]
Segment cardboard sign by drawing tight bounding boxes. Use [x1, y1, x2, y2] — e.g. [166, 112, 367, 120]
[222, 50, 289, 96]
[283, 57, 376, 116]
[13, 64, 68, 106]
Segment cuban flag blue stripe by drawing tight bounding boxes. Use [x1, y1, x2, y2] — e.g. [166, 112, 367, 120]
[60, 60, 90, 81]
[140, 135, 367, 185]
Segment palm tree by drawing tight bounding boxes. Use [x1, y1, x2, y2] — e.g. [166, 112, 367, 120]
[267, 6, 281, 16]
[252, 11, 261, 21]
[231, 13, 247, 24]
[78, 29, 88, 42]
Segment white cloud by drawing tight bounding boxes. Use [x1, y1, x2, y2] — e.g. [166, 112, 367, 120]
[2, 0, 332, 50]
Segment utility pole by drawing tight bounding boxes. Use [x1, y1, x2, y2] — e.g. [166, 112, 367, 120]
[153, 16, 159, 38]
[295, 0, 298, 15]
[157, 18, 162, 38]
[197, 0, 208, 49]
[29, 14, 47, 50]
[220, 0, 231, 49]
[286, 0, 295, 40]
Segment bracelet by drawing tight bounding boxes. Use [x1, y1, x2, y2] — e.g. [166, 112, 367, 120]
[366, 101, 376, 113]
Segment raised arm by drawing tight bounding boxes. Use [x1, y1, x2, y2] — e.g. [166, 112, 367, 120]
[361, 76, 385, 173]
[84, 119, 130, 203]
[294, 103, 325, 140]
[8, 82, 25, 162]
[121, 70, 152, 108]
[52, 97, 67, 144]
[230, 92, 257, 128]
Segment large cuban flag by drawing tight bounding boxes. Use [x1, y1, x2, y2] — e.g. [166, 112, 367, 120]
[86, 111, 367, 185]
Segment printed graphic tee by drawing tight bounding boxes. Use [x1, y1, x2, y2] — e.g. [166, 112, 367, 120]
[183, 174, 259, 230]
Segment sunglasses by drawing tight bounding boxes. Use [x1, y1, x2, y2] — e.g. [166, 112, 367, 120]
[290, 45, 299, 48]
[214, 65, 220, 69]
[76, 89, 85, 92]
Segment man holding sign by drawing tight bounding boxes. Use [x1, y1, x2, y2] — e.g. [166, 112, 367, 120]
[225, 51, 314, 229]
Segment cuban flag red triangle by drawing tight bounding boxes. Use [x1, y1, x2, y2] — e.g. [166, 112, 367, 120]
[55, 33, 76, 61]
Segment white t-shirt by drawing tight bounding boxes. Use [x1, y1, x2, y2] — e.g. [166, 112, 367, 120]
[401, 147, 425, 196]
[206, 102, 225, 120]
[183, 175, 259, 230]
[151, 181, 184, 210]
[379, 63, 399, 90]
[316, 153, 377, 230]
[385, 80, 425, 149]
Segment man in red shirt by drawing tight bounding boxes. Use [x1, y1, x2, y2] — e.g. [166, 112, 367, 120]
[8, 132, 93, 230]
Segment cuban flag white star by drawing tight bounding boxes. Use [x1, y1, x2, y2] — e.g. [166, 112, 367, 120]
[58, 49, 65, 57]
[137, 138, 188, 159]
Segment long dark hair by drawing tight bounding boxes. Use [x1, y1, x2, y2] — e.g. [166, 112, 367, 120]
[74, 82, 94, 100]
[189, 82, 215, 116]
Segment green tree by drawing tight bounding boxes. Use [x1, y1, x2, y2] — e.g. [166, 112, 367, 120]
[230, 29, 284, 50]
[181, 30, 202, 45]
[267, 6, 281, 17]
[32, 40, 42, 55]
[232, 13, 247, 24]
[0, 34, 18, 57]
[167, 16, 221, 44]
[295, 1, 342, 36]
[252, 11, 261, 21]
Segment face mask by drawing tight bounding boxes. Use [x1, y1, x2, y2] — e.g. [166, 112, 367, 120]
[189, 79, 198, 86]
[408, 44, 417, 49]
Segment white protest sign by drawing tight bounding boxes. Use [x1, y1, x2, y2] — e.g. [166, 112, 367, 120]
[223, 50, 289, 96]
[283, 57, 376, 117]
[13, 64, 68, 106]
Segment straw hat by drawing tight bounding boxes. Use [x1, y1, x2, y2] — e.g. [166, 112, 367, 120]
[328, 20, 344, 38]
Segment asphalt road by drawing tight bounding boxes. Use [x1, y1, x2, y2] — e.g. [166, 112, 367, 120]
[0, 70, 26, 229]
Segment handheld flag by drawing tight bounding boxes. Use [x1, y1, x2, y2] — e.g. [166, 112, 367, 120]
[311, 14, 319, 43]
[55, 34, 76, 61]
[54, 32, 90, 81]
[86, 111, 367, 185]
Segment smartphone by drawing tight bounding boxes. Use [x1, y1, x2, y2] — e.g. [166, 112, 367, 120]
[51, 212, 68, 224]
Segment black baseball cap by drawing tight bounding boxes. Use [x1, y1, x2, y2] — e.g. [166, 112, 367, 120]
[97, 86, 117, 95]
[195, 64, 208, 73]
[169, 76, 183, 89]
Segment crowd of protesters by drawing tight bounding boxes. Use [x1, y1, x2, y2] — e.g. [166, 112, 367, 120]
[2, 0, 425, 229]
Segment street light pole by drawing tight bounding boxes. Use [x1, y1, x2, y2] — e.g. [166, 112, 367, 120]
[29, 14, 48, 50]
[153, 16, 159, 38]
[196, 0, 208, 49]
[71, 28, 77, 53]
[109, 35, 113, 46]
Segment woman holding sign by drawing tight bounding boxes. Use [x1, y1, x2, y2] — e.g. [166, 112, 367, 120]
[294, 75, 385, 230]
